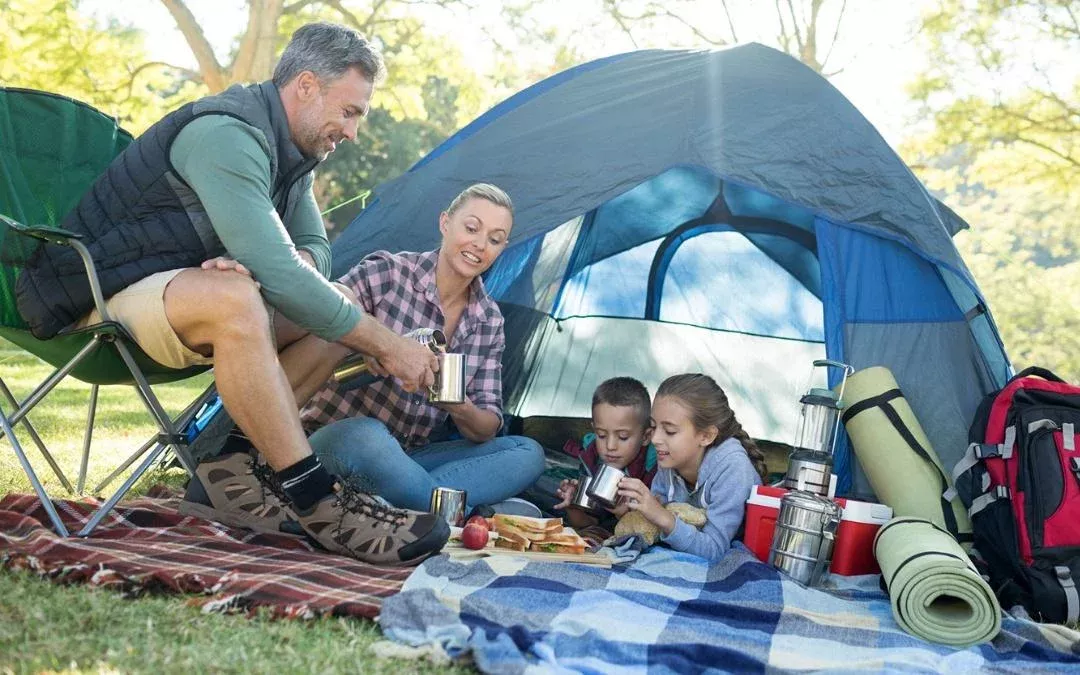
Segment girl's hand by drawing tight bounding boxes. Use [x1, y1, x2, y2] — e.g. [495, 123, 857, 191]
[618, 477, 676, 535]
[606, 501, 630, 518]
[554, 478, 578, 510]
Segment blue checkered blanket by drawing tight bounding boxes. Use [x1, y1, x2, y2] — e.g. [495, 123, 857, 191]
[380, 545, 1080, 673]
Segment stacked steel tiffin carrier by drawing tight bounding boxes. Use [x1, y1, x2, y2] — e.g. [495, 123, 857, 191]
[765, 360, 852, 587]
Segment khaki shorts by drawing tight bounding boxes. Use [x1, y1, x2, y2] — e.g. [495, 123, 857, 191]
[77, 269, 213, 369]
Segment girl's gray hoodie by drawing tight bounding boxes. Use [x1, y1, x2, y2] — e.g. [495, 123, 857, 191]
[650, 436, 762, 561]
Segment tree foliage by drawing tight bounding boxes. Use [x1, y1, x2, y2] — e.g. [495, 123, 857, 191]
[595, 0, 852, 74]
[156, 1, 495, 230]
[0, 0, 204, 133]
[905, 0, 1080, 380]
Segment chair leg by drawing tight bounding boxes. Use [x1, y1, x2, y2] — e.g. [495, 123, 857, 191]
[77, 440, 170, 537]
[91, 383, 212, 494]
[78, 340, 199, 536]
[0, 408, 70, 537]
[0, 339, 101, 494]
[0, 377, 74, 494]
[91, 435, 155, 495]
[113, 341, 197, 476]
[76, 384, 98, 495]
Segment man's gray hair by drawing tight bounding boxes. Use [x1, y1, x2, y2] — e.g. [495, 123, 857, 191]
[446, 183, 514, 217]
[272, 22, 386, 88]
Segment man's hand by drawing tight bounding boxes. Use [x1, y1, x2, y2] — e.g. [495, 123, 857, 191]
[377, 332, 439, 393]
[201, 256, 258, 287]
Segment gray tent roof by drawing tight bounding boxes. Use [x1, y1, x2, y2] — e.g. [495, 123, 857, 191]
[334, 43, 970, 278]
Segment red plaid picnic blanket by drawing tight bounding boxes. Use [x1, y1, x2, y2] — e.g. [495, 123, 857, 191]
[0, 490, 410, 618]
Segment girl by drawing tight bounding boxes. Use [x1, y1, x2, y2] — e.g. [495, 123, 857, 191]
[617, 373, 768, 561]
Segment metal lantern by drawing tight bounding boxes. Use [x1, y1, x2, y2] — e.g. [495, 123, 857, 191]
[782, 360, 853, 496]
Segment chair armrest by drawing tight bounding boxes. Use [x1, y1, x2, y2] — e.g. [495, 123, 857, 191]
[0, 213, 82, 245]
[0, 213, 111, 321]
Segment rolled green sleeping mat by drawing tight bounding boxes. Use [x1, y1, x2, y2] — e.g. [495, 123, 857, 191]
[874, 517, 1000, 647]
[839, 366, 972, 543]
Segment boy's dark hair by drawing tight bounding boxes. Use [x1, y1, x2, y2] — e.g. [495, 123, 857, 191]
[592, 377, 651, 428]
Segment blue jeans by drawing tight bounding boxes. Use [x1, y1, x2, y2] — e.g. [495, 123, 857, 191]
[308, 416, 546, 511]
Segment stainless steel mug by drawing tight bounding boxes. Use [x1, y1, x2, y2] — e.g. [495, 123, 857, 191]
[429, 353, 466, 404]
[429, 487, 467, 527]
[333, 328, 447, 389]
[586, 464, 626, 508]
[569, 474, 598, 511]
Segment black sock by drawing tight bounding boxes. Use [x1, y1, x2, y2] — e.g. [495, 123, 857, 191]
[276, 456, 335, 511]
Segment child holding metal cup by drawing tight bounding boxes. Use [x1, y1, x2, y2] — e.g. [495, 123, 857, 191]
[616, 373, 768, 561]
[554, 377, 657, 536]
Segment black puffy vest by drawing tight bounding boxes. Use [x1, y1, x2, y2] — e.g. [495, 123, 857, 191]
[16, 81, 317, 338]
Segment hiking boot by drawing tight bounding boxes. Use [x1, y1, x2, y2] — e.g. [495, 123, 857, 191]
[293, 482, 450, 566]
[179, 451, 293, 535]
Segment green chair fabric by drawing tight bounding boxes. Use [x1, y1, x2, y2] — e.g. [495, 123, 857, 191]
[0, 87, 209, 536]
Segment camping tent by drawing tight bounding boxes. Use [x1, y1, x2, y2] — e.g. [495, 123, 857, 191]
[331, 44, 1011, 495]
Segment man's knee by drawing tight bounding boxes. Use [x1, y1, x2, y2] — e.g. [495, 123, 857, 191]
[166, 269, 269, 344]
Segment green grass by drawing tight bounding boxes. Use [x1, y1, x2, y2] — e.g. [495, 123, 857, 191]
[0, 341, 472, 674]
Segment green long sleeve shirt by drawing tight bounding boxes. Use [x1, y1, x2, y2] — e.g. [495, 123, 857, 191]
[170, 115, 361, 342]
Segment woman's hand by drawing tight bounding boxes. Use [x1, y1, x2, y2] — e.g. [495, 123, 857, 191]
[554, 478, 578, 510]
[618, 477, 676, 536]
[606, 501, 630, 519]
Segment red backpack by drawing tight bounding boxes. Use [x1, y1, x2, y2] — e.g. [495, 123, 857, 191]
[952, 367, 1080, 623]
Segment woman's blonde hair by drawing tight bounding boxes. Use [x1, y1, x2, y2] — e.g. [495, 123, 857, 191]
[446, 183, 513, 217]
[656, 373, 768, 481]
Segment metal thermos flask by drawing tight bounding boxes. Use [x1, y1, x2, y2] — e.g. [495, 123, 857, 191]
[332, 328, 446, 390]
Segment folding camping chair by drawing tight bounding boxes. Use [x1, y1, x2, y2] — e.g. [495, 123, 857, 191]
[0, 87, 212, 537]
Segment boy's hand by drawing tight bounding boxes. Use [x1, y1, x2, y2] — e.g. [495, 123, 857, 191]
[618, 477, 676, 535]
[554, 478, 578, 510]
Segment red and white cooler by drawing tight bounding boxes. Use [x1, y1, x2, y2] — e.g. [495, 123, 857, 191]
[743, 485, 893, 576]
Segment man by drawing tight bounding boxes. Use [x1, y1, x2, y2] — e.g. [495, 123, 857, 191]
[16, 23, 449, 565]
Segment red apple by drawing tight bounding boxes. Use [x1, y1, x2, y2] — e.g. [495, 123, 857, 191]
[461, 522, 489, 550]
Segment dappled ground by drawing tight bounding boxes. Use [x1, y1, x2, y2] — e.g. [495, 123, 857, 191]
[0, 341, 470, 673]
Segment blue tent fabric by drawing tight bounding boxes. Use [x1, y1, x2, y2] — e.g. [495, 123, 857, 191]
[331, 44, 1010, 495]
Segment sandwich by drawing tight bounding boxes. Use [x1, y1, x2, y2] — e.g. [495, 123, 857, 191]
[492, 516, 590, 555]
[528, 528, 588, 555]
[493, 522, 531, 552]
[492, 514, 563, 541]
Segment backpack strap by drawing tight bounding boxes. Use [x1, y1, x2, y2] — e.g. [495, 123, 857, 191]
[1013, 366, 1065, 383]
[948, 427, 1016, 500]
[1055, 566, 1079, 623]
[969, 485, 1010, 518]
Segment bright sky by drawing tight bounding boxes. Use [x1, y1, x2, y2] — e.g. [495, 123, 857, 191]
[81, 0, 929, 146]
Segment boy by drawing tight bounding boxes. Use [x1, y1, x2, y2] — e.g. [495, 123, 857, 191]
[555, 377, 656, 533]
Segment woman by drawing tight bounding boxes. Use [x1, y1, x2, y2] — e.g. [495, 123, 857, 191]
[294, 184, 545, 512]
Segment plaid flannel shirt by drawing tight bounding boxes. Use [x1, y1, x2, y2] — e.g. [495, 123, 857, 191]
[300, 250, 504, 450]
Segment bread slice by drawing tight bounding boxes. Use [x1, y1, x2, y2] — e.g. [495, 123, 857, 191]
[493, 514, 563, 538]
[529, 541, 587, 555]
[493, 521, 531, 551]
